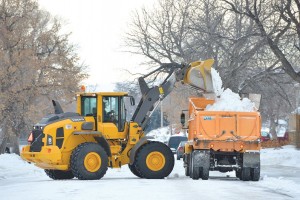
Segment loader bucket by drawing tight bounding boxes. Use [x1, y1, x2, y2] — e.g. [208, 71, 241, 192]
[184, 59, 214, 92]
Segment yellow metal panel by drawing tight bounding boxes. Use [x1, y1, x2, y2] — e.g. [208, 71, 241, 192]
[159, 87, 164, 94]
[129, 122, 141, 145]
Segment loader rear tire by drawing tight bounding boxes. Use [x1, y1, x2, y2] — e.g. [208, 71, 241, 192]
[128, 164, 143, 178]
[44, 170, 74, 180]
[71, 142, 108, 180]
[135, 142, 174, 179]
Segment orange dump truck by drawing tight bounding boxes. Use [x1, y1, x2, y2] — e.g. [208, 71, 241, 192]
[182, 97, 261, 181]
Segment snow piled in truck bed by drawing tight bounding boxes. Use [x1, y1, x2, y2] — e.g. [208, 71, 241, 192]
[205, 68, 255, 112]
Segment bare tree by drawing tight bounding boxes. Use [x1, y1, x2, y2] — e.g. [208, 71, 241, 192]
[0, 0, 87, 154]
[125, 0, 297, 139]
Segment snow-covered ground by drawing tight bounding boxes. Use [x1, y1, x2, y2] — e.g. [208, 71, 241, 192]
[0, 146, 299, 200]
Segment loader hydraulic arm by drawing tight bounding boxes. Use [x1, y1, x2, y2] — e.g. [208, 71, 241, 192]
[131, 59, 214, 130]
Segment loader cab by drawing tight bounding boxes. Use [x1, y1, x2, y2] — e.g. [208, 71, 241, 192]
[77, 92, 133, 139]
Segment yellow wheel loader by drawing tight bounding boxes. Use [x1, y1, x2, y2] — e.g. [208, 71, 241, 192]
[21, 59, 214, 180]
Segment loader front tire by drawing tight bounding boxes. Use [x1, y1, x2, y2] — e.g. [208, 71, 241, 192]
[71, 142, 108, 180]
[44, 169, 74, 180]
[135, 142, 174, 179]
[128, 164, 143, 178]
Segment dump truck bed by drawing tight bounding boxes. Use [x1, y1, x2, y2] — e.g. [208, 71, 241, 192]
[188, 97, 261, 152]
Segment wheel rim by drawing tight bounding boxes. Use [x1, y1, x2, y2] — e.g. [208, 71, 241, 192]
[84, 152, 101, 172]
[146, 151, 166, 171]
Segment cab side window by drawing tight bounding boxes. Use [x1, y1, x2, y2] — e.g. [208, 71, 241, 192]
[103, 96, 119, 125]
[82, 97, 97, 117]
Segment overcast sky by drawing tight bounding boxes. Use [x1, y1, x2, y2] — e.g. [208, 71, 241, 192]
[38, 0, 155, 91]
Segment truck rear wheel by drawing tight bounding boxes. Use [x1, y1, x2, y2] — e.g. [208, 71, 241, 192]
[71, 142, 108, 180]
[201, 166, 209, 180]
[251, 167, 260, 181]
[189, 153, 193, 178]
[44, 169, 74, 180]
[128, 164, 143, 178]
[241, 167, 251, 181]
[134, 142, 174, 179]
[191, 153, 200, 180]
[184, 154, 190, 176]
[235, 170, 241, 180]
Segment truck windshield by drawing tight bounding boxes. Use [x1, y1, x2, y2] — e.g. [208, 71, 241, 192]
[81, 96, 97, 117]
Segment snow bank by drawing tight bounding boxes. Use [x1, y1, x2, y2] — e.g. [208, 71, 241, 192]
[0, 154, 44, 180]
[147, 127, 186, 143]
[0, 145, 300, 199]
[206, 68, 255, 112]
[261, 145, 300, 167]
[147, 127, 171, 143]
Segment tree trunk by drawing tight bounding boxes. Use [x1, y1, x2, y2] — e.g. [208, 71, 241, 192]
[269, 115, 277, 140]
[11, 134, 20, 155]
[0, 136, 8, 154]
[296, 114, 300, 150]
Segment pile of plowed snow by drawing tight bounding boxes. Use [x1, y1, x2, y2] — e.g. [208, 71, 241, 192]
[0, 154, 44, 179]
[205, 68, 255, 112]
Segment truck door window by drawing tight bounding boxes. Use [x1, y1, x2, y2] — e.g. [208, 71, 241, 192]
[81, 97, 97, 117]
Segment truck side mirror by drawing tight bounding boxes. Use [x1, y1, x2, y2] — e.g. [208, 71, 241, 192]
[180, 112, 185, 127]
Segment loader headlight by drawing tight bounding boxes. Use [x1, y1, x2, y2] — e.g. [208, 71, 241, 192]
[47, 135, 53, 145]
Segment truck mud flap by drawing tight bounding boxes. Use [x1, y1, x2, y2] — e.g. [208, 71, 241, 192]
[243, 151, 260, 168]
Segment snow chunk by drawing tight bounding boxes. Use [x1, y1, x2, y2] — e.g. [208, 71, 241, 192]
[211, 68, 223, 97]
[206, 69, 255, 112]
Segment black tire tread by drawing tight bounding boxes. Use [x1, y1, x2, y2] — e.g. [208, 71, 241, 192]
[128, 164, 143, 178]
[241, 167, 251, 181]
[44, 169, 74, 180]
[135, 141, 174, 179]
[71, 142, 108, 180]
[202, 167, 209, 180]
[251, 167, 260, 181]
